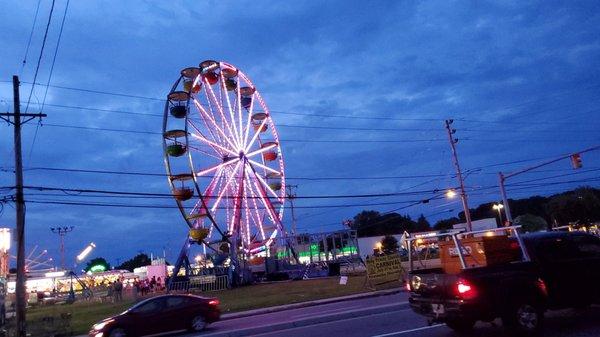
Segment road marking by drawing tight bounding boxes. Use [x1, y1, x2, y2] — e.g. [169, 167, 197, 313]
[222, 308, 413, 337]
[293, 305, 362, 318]
[370, 324, 445, 337]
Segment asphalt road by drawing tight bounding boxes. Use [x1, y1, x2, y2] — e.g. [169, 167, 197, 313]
[183, 292, 600, 337]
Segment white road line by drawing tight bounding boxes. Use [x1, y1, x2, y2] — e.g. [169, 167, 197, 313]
[370, 324, 445, 337]
[242, 308, 413, 337]
[293, 305, 362, 318]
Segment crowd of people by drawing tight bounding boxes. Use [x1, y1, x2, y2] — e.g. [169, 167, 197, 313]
[105, 276, 165, 302]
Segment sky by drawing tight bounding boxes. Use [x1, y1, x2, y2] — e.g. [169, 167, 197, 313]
[0, 0, 599, 268]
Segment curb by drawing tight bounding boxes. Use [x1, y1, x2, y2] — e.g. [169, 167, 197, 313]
[221, 287, 404, 320]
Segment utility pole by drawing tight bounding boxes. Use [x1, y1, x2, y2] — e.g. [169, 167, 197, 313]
[444, 119, 472, 231]
[286, 185, 298, 235]
[0, 76, 46, 337]
[50, 226, 74, 269]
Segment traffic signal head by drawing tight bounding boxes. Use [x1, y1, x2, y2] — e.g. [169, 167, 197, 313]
[570, 153, 582, 169]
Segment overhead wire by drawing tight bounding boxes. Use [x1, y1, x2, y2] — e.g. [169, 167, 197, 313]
[29, 0, 70, 162]
[23, 0, 56, 114]
[20, 0, 43, 75]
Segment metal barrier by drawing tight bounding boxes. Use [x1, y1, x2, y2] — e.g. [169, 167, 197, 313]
[169, 275, 229, 293]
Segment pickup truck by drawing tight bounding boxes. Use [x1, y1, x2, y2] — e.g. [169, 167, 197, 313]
[407, 229, 600, 335]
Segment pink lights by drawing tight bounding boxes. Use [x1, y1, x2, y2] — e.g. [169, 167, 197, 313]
[164, 61, 287, 253]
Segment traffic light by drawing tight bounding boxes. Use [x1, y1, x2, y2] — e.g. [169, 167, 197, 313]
[570, 153, 582, 169]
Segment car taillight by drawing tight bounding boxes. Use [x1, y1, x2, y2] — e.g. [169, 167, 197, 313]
[208, 299, 220, 306]
[536, 278, 548, 296]
[456, 279, 476, 300]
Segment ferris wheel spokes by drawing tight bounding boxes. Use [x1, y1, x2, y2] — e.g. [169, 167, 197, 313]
[189, 132, 238, 158]
[192, 99, 238, 152]
[247, 158, 280, 175]
[203, 76, 240, 150]
[210, 160, 243, 213]
[195, 158, 239, 177]
[217, 72, 242, 146]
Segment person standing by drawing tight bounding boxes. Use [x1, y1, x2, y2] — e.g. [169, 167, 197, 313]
[115, 279, 123, 302]
[150, 276, 157, 292]
[133, 279, 140, 301]
[107, 282, 114, 303]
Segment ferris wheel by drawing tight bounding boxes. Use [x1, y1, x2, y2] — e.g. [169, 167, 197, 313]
[162, 60, 286, 255]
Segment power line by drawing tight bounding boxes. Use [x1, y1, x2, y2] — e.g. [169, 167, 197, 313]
[29, 0, 70, 162]
[14, 100, 600, 131]
[23, 0, 56, 114]
[24, 197, 441, 210]
[22, 185, 449, 199]
[27, 122, 598, 144]
[40, 0, 70, 113]
[20, 0, 42, 75]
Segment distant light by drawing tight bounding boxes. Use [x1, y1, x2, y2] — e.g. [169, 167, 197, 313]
[77, 242, 96, 262]
[492, 204, 504, 210]
[484, 231, 494, 237]
[375, 242, 382, 249]
[0, 228, 10, 252]
[45, 271, 65, 278]
[445, 189, 457, 199]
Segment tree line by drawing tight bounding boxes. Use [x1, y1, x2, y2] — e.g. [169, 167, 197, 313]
[348, 186, 600, 237]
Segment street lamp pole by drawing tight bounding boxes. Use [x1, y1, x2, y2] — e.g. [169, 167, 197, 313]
[50, 226, 74, 270]
[493, 204, 504, 227]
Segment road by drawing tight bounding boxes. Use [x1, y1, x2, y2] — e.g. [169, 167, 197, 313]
[184, 292, 600, 337]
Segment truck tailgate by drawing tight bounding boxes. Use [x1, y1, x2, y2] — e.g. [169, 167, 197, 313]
[409, 268, 458, 300]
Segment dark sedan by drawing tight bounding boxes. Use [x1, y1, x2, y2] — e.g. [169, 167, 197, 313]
[89, 294, 221, 337]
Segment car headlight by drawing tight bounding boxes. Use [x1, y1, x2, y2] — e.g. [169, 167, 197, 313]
[93, 319, 114, 331]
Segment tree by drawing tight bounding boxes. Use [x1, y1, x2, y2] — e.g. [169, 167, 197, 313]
[546, 187, 600, 225]
[84, 257, 110, 273]
[116, 253, 151, 272]
[434, 217, 461, 230]
[350, 210, 418, 237]
[514, 214, 547, 233]
[381, 235, 399, 254]
[415, 214, 431, 232]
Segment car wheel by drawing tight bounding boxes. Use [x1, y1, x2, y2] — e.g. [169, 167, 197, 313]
[503, 302, 543, 336]
[108, 328, 127, 337]
[445, 318, 475, 332]
[190, 315, 207, 331]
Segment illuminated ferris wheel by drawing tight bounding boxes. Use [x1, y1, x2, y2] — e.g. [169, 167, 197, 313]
[162, 60, 286, 255]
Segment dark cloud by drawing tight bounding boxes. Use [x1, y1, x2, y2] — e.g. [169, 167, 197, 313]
[0, 0, 599, 265]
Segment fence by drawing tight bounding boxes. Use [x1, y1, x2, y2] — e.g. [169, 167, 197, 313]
[169, 274, 229, 293]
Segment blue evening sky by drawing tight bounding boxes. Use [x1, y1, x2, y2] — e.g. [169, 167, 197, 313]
[0, 1, 599, 267]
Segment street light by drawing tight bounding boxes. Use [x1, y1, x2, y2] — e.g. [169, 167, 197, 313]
[445, 189, 457, 199]
[492, 204, 504, 226]
[76, 242, 96, 262]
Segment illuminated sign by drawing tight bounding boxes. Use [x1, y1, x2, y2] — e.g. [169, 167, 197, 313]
[89, 264, 106, 273]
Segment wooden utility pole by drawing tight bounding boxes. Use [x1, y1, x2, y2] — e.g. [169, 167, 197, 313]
[0, 76, 46, 337]
[444, 119, 472, 231]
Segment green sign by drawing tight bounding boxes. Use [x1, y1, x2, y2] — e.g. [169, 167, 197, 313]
[89, 264, 107, 273]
